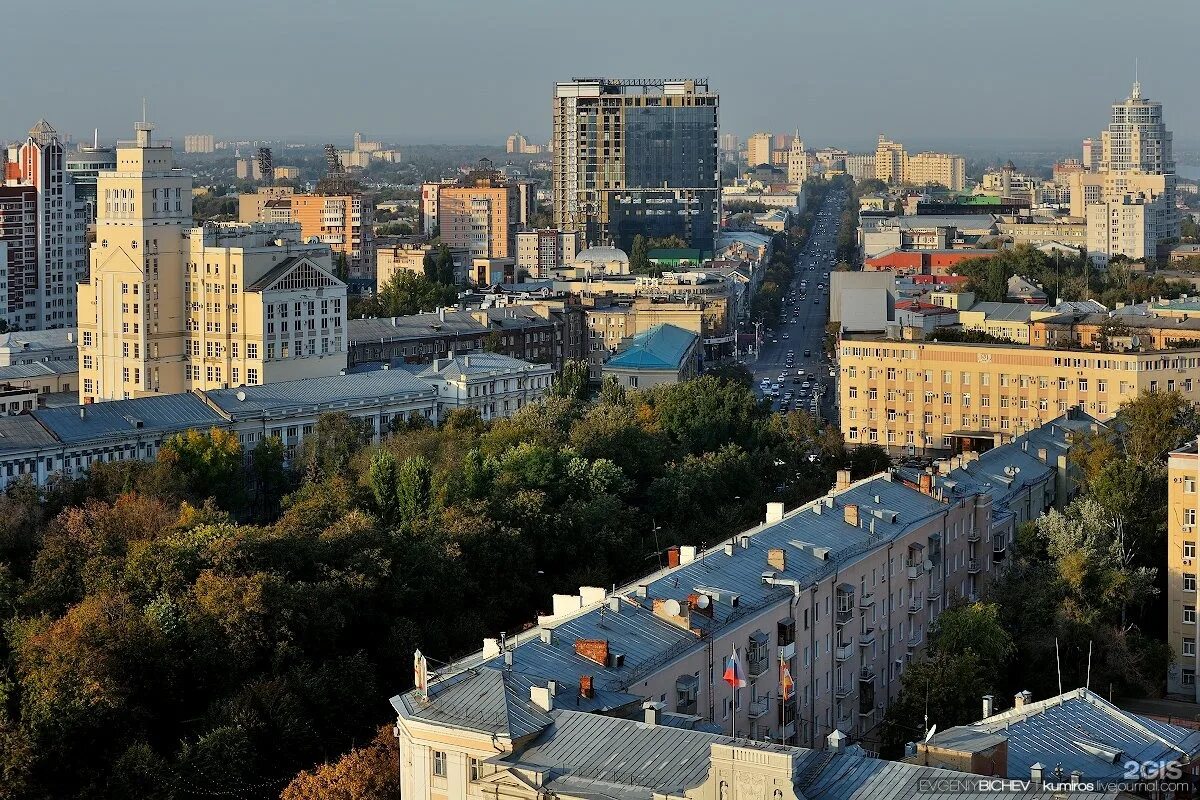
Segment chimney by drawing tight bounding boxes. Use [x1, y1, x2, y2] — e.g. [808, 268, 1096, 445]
[1037, 448, 1048, 463]
[1029, 763, 1044, 785]
[835, 469, 852, 491]
[579, 675, 594, 699]
[680, 545, 698, 564]
[483, 638, 500, 657]
[982, 694, 994, 719]
[904, 742, 918, 758]
[826, 729, 847, 752]
[574, 638, 609, 666]
[540, 628, 554, 646]
[438, 306, 446, 322]
[767, 548, 787, 572]
[844, 504, 859, 528]
[643, 701, 664, 725]
[79, 406, 86, 420]
[1069, 770, 1083, 787]
[919, 472, 933, 495]
[765, 501, 785, 524]
[530, 684, 554, 712]
[724, 542, 735, 555]
[666, 546, 681, 568]
[1014, 689, 1032, 709]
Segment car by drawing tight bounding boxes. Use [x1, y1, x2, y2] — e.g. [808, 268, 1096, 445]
[804, 349, 811, 357]
[792, 375, 802, 384]
[801, 381, 811, 391]
[829, 368, 836, 377]
[798, 368, 806, 376]
[782, 333, 790, 339]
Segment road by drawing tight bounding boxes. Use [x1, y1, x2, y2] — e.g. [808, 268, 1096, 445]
[745, 186, 849, 423]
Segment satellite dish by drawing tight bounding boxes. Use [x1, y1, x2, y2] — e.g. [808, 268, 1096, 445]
[664, 599, 682, 617]
[924, 724, 938, 742]
[235, 390, 246, 402]
[695, 594, 711, 610]
[923, 559, 934, 572]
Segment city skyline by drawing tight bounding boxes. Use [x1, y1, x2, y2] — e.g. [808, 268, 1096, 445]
[3, 0, 1197, 148]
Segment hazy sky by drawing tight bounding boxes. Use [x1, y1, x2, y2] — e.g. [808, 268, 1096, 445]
[6, 0, 1197, 149]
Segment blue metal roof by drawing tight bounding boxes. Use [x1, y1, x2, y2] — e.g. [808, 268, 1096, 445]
[33, 393, 225, 445]
[606, 324, 697, 370]
[204, 370, 435, 420]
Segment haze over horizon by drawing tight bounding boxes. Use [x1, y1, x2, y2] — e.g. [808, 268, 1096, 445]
[4, 0, 1197, 150]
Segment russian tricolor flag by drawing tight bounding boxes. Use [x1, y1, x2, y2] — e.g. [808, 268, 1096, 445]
[723, 647, 747, 689]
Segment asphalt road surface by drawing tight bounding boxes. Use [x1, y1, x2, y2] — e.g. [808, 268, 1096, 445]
[747, 187, 849, 424]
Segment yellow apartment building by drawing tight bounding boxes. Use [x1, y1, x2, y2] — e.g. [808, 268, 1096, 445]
[79, 123, 193, 401]
[78, 125, 348, 403]
[838, 337, 1200, 455]
[237, 186, 294, 223]
[904, 152, 966, 192]
[435, 177, 520, 260]
[289, 193, 374, 281]
[1167, 441, 1200, 700]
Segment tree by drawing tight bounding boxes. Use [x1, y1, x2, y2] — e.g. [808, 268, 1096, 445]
[550, 359, 589, 401]
[250, 435, 287, 520]
[483, 331, 503, 353]
[368, 450, 400, 522]
[1114, 391, 1200, 466]
[599, 375, 627, 405]
[629, 234, 651, 274]
[847, 444, 890, 479]
[157, 427, 245, 511]
[298, 413, 372, 481]
[334, 253, 349, 283]
[396, 456, 432, 524]
[422, 243, 457, 286]
[365, 271, 457, 318]
[280, 725, 400, 800]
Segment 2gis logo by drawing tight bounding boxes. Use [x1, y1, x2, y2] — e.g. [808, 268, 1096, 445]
[1122, 759, 1183, 781]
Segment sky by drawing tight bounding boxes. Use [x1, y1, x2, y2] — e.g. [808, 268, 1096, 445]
[5, 0, 1197, 150]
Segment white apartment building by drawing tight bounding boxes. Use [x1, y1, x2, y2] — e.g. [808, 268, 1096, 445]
[1085, 193, 1166, 263]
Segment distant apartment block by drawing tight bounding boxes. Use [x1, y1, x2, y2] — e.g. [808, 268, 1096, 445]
[183, 134, 215, 154]
[515, 228, 583, 278]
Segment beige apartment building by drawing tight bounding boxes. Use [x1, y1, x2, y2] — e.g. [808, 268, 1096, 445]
[78, 126, 347, 402]
[390, 416, 1083, 800]
[238, 186, 294, 223]
[905, 152, 966, 192]
[79, 123, 193, 400]
[1168, 441, 1200, 700]
[874, 135, 906, 184]
[434, 175, 520, 260]
[183, 224, 346, 391]
[747, 132, 773, 167]
[515, 228, 582, 278]
[838, 337, 1200, 455]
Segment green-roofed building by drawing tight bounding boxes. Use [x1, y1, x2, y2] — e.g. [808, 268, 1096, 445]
[647, 248, 711, 267]
[602, 323, 700, 389]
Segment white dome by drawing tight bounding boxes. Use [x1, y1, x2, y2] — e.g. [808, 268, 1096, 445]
[575, 246, 629, 265]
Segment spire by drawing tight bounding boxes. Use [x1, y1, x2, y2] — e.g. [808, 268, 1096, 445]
[1131, 58, 1141, 100]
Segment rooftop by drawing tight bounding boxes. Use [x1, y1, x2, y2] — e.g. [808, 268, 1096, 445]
[203, 369, 435, 420]
[963, 302, 1049, 322]
[349, 311, 488, 343]
[0, 360, 78, 382]
[415, 353, 552, 381]
[0, 329, 75, 352]
[33, 393, 226, 446]
[605, 324, 697, 370]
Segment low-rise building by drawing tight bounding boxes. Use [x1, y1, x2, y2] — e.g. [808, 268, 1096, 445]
[863, 248, 993, 274]
[515, 229, 582, 278]
[1168, 439, 1200, 699]
[0, 360, 78, 412]
[914, 687, 1200, 786]
[956, 302, 1050, 344]
[601, 323, 699, 389]
[0, 370, 439, 488]
[411, 353, 554, 421]
[0, 329, 79, 366]
[838, 336, 1195, 455]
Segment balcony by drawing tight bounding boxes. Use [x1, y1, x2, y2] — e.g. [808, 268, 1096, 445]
[835, 642, 854, 662]
[779, 641, 796, 661]
[967, 529, 981, 543]
[908, 595, 923, 614]
[748, 697, 770, 719]
[993, 536, 1007, 555]
[858, 628, 876, 646]
[967, 558, 981, 574]
[747, 658, 769, 680]
[835, 683, 853, 700]
[859, 592, 875, 609]
[907, 631, 924, 651]
[859, 666, 874, 683]
[835, 607, 853, 626]
[906, 563, 920, 580]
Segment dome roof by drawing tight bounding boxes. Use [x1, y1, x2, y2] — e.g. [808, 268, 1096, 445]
[575, 245, 629, 264]
[1003, 160, 1017, 171]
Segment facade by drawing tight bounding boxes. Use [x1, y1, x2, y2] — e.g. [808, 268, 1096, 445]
[844, 154, 876, 183]
[0, 360, 77, 412]
[413, 353, 554, 421]
[237, 186, 295, 224]
[874, 135, 906, 184]
[65, 144, 117, 224]
[183, 134, 215, 154]
[79, 122, 193, 401]
[905, 152, 966, 191]
[553, 78, 719, 253]
[746, 132, 773, 167]
[601, 323, 699, 388]
[515, 228, 582, 278]
[390, 416, 1085, 780]
[0, 185, 38, 328]
[289, 193, 375, 282]
[3, 120, 88, 330]
[1168, 440, 1200, 699]
[838, 336, 1200, 455]
[0, 369, 439, 489]
[1084, 193, 1167, 262]
[434, 171, 520, 260]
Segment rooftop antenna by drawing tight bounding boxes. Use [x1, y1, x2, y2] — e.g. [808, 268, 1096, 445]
[1132, 59, 1141, 100]
[1086, 640, 1093, 690]
[142, 97, 147, 124]
[1055, 637, 1063, 696]
[93, 128, 98, 149]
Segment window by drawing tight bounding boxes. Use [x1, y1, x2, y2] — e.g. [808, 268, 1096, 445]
[1186, 573, 1197, 592]
[1185, 638, 1197, 658]
[1185, 669, 1196, 687]
[1186, 606, 1197, 625]
[1188, 508, 1197, 527]
[469, 758, 482, 782]
[247, 368, 259, 385]
[1187, 478, 1196, 494]
[432, 751, 447, 778]
[83, 331, 92, 346]
[1185, 541, 1196, 559]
